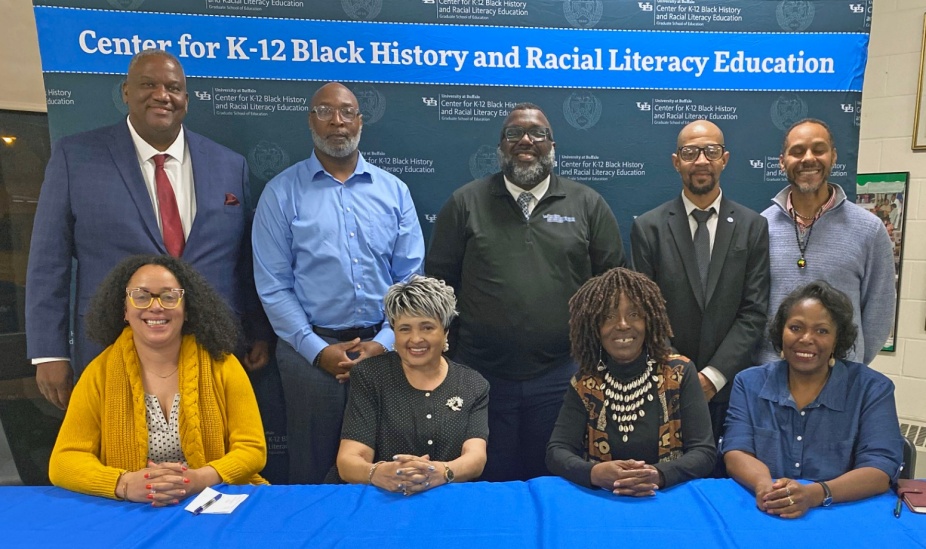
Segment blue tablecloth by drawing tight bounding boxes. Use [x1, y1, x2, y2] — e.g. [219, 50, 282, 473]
[1, 478, 923, 548]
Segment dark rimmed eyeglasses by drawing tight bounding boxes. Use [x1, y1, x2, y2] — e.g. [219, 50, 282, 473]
[503, 126, 552, 143]
[126, 288, 185, 309]
[677, 144, 725, 162]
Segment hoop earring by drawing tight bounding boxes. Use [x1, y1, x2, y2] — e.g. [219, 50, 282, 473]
[828, 355, 835, 367]
[596, 346, 606, 372]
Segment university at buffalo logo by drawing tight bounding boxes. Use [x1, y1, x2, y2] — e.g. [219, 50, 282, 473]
[770, 94, 807, 131]
[107, 0, 145, 9]
[248, 140, 290, 182]
[112, 80, 128, 115]
[776, 1, 815, 31]
[342, 0, 382, 20]
[469, 145, 498, 180]
[352, 84, 386, 125]
[564, 0, 603, 28]
[563, 92, 602, 130]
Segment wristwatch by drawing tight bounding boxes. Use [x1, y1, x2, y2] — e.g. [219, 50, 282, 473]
[816, 480, 833, 507]
[443, 464, 455, 484]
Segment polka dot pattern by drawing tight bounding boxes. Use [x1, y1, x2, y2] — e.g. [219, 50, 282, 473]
[145, 393, 187, 465]
[341, 352, 489, 462]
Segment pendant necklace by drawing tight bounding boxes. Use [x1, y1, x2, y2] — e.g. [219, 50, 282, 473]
[602, 357, 657, 443]
[791, 209, 817, 269]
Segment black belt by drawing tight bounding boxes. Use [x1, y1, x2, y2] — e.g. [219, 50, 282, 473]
[313, 323, 382, 342]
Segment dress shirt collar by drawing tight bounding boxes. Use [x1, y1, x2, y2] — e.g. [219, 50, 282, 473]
[503, 173, 550, 204]
[681, 188, 723, 217]
[306, 150, 374, 184]
[759, 359, 847, 412]
[126, 117, 186, 164]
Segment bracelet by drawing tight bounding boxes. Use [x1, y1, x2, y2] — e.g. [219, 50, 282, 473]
[368, 461, 386, 485]
[114, 471, 127, 501]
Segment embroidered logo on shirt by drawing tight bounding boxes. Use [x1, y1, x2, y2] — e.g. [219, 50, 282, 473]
[543, 214, 576, 223]
[446, 396, 463, 411]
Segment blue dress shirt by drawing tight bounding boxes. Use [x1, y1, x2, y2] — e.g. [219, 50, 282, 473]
[252, 152, 424, 363]
[722, 359, 903, 483]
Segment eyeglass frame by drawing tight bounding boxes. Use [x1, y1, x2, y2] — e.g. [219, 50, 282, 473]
[502, 126, 553, 143]
[676, 144, 726, 162]
[125, 288, 186, 309]
[310, 105, 361, 122]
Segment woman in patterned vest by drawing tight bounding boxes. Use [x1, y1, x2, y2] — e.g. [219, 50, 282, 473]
[546, 267, 715, 495]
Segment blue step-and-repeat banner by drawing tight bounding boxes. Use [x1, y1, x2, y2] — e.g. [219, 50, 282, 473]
[33, 0, 871, 246]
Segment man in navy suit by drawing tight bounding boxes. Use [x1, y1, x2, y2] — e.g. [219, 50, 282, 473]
[26, 49, 270, 410]
[631, 119, 770, 444]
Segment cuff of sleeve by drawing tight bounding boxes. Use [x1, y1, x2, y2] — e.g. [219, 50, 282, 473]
[33, 357, 70, 365]
[700, 366, 727, 393]
[373, 327, 394, 350]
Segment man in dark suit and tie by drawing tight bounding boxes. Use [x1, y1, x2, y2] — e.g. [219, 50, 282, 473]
[631, 119, 770, 443]
[26, 49, 270, 410]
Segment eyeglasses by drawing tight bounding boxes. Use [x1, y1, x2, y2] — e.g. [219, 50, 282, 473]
[503, 126, 552, 143]
[126, 288, 185, 309]
[677, 144, 725, 162]
[310, 105, 361, 122]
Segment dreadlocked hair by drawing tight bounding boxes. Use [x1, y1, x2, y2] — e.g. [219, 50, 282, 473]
[568, 267, 674, 377]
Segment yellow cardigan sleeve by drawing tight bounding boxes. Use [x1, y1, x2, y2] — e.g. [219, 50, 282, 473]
[48, 356, 124, 499]
[208, 354, 268, 484]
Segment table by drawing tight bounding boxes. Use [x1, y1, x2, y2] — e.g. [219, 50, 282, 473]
[1, 478, 924, 548]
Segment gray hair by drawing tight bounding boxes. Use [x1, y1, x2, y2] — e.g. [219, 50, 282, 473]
[384, 276, 458, 330]
[126, 49, 185, 79]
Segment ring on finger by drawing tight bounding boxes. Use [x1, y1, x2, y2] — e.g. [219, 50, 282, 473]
[424, 481, 431, 488]
[786, 486, 792, 497]
[788, 496, 795, 506]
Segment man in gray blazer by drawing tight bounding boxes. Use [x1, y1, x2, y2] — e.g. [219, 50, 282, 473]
[631, 119, 770, 442]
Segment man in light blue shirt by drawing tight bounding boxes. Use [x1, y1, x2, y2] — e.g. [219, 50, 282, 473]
[253, 82, 425, 484]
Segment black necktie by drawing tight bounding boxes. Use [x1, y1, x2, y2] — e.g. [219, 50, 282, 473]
[692, 208, 715, 294]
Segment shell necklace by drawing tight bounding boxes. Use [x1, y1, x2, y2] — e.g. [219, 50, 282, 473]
[603, 356, 657, 443]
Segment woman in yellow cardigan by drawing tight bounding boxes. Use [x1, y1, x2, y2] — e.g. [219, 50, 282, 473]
[49, 255, 267, 506]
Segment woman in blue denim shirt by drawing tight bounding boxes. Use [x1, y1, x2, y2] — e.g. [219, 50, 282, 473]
[723, 281, 902, 519]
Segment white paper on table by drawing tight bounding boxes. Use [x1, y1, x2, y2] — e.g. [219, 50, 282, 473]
[184, 487, 248, 515]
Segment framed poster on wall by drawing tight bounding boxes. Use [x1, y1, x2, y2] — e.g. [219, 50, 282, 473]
[856, 172, 909, 352]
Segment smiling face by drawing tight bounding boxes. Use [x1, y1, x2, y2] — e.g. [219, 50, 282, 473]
[309, 83, 363, 159]
[123, 53, 188, 150]
[780, 121, 837, 201]
[781, 298, 837, 378]
[599, 292, 647, 364]
[124, 264, 185, 353]
[497, 108, 556, 190]
[673, 120, 728, 201]
[393, 314, 446, 371]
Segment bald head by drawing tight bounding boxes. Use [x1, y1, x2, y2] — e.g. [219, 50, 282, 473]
[676, 120, 724, 148]
[311, 82, 358, 107]
[309, 82, 363, 161]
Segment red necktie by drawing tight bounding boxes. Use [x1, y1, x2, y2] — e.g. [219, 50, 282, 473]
[152, 154, 185, 257]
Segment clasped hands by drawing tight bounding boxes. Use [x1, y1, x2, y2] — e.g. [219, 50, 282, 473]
[371, 454, 444, 496]
[317, 338, 387, 383]
[120, 461, 212, 507]
[591, 459, 662, 497]
[755, 478, 814, 519]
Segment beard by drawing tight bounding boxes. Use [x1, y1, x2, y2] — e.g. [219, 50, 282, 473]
[684, 174, 717, 196]
[498, 145, 555, 189]
[311, 126, 362, 158]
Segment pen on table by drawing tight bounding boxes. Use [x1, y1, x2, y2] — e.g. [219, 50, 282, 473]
[192, 493, 222, 516]
[894, 494, 903, 518]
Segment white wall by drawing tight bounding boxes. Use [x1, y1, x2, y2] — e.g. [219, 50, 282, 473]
[863, 0, 926, 423]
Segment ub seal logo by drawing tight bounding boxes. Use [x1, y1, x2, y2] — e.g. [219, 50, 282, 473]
[248, 140, 290, 182]
[342, 0, 382, 21]
[770, 94, 807, 132]
[112, 80, 129, 115]
[563, 92, 602, 130]
[107, 0, 145, 9]
[564, 0, 603, 29]
[352, 84, 386, 125]
[776, 1, 815, 31]
[469, 145, 498, 180]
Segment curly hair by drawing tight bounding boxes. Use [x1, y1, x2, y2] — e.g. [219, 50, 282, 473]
[384, 275, 458, 330]
[769, 280, 858, 361]
[85, 255, 240, 360]
[569, 267, 674, 376]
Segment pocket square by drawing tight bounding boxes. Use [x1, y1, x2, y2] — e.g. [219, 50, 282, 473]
[225, 193, 240, 206]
